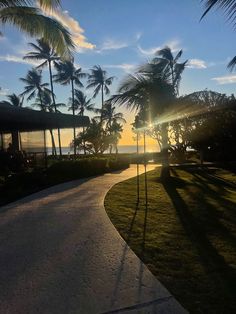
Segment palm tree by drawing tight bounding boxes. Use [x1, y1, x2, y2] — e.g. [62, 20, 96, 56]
[33, 90, 66, 113]
[0, 0, 74, 58]
[97, 101, 126, 153]
[53, 60, 86, 155]
[20, 68, 50, 104]
[87, 65, 115, 116]
[108, 120, 123, 154]
[20, 68, 57, 155]
[100, 102, 126, 129]
[152, 46, 187, 96]
[24, 38, 63, 155]
[112, 60, 175, 179]
[68, 89, 95, 154]
[2, 93, 24, 107]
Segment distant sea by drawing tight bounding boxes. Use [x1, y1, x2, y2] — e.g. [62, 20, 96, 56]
[55, 145, 159, 155]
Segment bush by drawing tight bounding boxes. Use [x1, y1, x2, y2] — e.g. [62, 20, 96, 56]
[0, 157, 130, 206]
[108, 157, 130, 171]
[47, 158, 109, 182]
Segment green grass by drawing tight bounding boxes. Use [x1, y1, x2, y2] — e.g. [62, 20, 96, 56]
[104, 166, 236, 314]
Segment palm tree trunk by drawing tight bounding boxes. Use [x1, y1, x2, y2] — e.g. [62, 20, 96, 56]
[101, 83, 104, 122]
[71, 79, 76, 156]
[160, 122, 170, 180]
[39, 88, 56, 156]
[82, 126, 86, 155]
[49, 130, 56, 155]
[48, 60, 62, 156]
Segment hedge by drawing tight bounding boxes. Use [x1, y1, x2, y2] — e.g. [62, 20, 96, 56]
[47, 157, 129, 182]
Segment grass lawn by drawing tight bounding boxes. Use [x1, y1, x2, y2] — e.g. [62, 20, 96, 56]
[104, 166, 236, 314]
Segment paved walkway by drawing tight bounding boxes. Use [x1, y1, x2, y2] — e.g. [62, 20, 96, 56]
[0, 165, 187, 314]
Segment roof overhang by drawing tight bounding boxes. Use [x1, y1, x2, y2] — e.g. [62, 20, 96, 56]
[0, 103, 90, 132]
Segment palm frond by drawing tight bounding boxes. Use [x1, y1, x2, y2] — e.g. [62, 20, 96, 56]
[200, 0, 236, 27]
[227, 55, 236, 71]
[0, 6, 74, 58]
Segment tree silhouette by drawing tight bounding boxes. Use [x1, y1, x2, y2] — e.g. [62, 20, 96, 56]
[24, 38, 63, 155]
[87, 65, 115, 116]
[54, 60, 86, 155]
[68, 89, 95, 154]
[2, 93, 24, 107]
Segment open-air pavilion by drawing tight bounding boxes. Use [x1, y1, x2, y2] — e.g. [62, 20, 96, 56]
[0, 103, 89, 169]
[0, 103, 90, 153]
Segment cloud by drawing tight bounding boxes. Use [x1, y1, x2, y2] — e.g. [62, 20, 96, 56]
[138, 39, 182, 56]
[212, 74, 236, 85]
[0, 87, 9, 96]
[0, 54, 40, 66]
[104, 63, 137, 73]
[137, 45, 160, 56]
[41, 7, 95, 51]
[187, 59, 207, 69]
[96, 39, 129, 53]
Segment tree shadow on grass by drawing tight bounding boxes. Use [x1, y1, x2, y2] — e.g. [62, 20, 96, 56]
[162, 171, 236, 312]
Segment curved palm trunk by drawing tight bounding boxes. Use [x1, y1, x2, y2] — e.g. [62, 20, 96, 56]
[71, 79, 76, 156]
[160, 122, 170, 180]
[48, 60, 62, 156]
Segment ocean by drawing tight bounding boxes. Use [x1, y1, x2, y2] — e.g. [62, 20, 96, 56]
[48, 144, 160, 155]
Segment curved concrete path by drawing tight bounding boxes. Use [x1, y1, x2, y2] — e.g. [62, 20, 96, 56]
[0, 165, 187, 314]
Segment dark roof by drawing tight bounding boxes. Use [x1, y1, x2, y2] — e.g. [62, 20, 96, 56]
[0, 103, 90, 132]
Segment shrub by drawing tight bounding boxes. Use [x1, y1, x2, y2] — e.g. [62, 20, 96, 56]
[108, 158, 130, 171]
[47, 158, 109, 182]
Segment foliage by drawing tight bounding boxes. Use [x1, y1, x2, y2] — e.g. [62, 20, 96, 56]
[87, 65, 115, 110]
[1, 93, 24, 107]
[20, 68, 50, 102]
[201, 0, 236, 28]
[0, 0, 74, 58]
[47, 157, 129, 181]
[73, 118, 113, 154]
[68, 89, 95, 115]
[180, 91, 236, 161]
[112, 45, 187, 178]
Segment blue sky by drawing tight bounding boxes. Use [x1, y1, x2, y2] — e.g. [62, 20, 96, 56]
[0, 0, 235, 145]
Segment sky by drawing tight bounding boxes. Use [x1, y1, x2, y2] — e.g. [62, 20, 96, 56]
[0, 0, 235, 148]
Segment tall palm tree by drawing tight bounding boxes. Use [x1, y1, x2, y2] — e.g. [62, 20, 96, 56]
[53, 60, 86, 155]
[112, 60, 175, 179]
[0, 0, 74, 58]
[68, 89, 95, 154]
[24, 38, 63, 155]
[87, 65, 115, 116]
[2, 93, 24, 107]
[20, 68, 56, 155]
